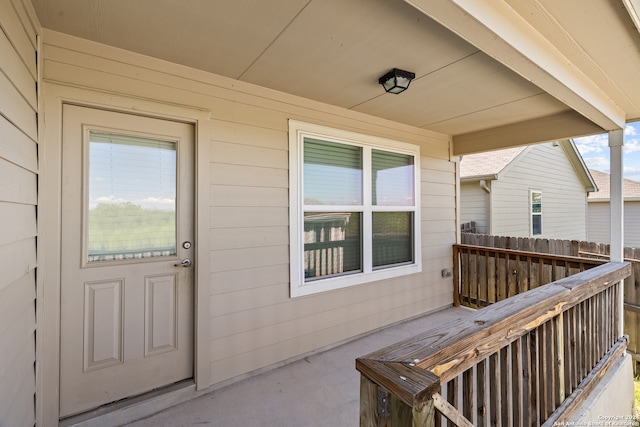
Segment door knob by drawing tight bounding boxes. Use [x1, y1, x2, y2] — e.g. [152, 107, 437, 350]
[174, 258, 192, 267]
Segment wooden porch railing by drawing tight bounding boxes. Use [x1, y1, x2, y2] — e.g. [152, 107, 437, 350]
[459, 233, 640, 373]
[453, 244, 606, 308]
[356, 262, 631, 426]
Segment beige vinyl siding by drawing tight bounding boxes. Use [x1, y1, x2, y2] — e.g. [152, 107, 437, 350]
[626, 203, 640, 248]
[0, 0, 38, 426]
[42, 30, 455, 388]
[460, 181, 489, 234]
[587, 202, 610, 245]
[491, 143, 588, 240]
[587, 201, 640, 248]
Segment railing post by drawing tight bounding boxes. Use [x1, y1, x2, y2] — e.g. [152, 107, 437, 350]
[359, 375, 383, 427]
[453, 245, 461, 307]
[359, 374, 437, 427]
[413, 398, 436, 427]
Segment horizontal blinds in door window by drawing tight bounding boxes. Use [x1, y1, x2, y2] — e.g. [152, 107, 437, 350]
[87, 132, 177, 262]
[303, 138, 362, 205]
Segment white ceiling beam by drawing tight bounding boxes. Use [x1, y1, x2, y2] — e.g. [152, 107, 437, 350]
[404, 0, 626, 131]
[623, 0, 640, 33]
[452, 111, 604, 156]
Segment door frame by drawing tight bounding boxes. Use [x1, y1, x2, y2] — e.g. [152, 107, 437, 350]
[37, 83, 211, 425]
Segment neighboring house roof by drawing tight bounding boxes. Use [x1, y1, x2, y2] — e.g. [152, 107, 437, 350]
[459, 140, 597, 192]
[588, 169, 640, 201]
[459, 146, 527, 180]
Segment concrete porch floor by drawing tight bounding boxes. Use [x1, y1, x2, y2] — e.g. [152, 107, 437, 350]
[126, 306, 472, 427]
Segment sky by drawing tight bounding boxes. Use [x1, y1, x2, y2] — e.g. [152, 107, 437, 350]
[574, 122, 640, 182]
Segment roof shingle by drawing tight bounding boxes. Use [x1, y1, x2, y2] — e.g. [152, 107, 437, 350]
[588, 169, 640, 200]
[459, 146, 527, 178]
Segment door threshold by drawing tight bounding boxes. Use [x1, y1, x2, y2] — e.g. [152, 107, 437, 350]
[59, 379, 196, 427]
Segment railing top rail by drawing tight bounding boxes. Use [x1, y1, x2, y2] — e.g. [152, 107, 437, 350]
[454, 243, 606, 265]
[356, 262, 630, 407]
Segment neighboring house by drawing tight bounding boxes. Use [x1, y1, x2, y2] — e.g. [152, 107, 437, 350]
[588, 169, 640, 248]
[1, 0, 638, 425]
[460, 141, 596, 240]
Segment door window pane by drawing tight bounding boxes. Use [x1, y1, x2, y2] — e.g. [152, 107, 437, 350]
[304, 212, 362, 279]
[372, 212, 413, 268]
[372, 150, 414, 206]
[304, 138, 362, 205]
[87, 132, 177, 262]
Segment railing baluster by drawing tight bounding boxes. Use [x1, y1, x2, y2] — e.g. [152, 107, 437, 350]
[588, 297, 595, 370]
[489, 353, 500, 426]
[612, 283, 624, 344]
[462, 368, 473, 423]
[565, 308, 576, 394]
[472, 248, 477, 306]
[500, 346, 511, 426]
[515, 253, 521, 296]
[539, 322, 548, 421]
[490, 249, 497, 304]
[447, 377, 457, 427]
[476, 359, 486, 427]
[532, 329, 541, 427]
[463, 248, 470, 306]
[595, 291, 602, 361]
[511, 339, 522, 427]
[502, 251, 508, 300]
[548, 320, 556, 417]
[483, 249, 490, 306]
[522, 332, 534, 427]
[554, 313, 565, 408]
[579, 300, 587, 379]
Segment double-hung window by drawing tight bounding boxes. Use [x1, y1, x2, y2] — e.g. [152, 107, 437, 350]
[289, 120, 421, 297]
[530, 190, 542, 236]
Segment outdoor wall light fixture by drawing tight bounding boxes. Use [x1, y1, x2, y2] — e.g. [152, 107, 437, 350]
[378, 68, 415, 94]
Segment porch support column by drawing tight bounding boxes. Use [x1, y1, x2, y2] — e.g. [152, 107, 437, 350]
[609, 130, 624, 262]
[609, 129, 624, 337]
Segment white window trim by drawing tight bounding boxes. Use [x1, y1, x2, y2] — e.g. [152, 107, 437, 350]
[289, 120, 422, 297]
[530, 189, 542, 237]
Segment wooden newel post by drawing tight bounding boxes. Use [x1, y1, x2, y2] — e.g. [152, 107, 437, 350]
[357, 359, 441, 427]
[359, 375, 437, 427]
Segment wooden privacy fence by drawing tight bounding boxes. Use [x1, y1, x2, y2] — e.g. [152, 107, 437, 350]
[453, 245, 606, 308]
[357, 262, 631, 427]
[460, 233, 640, 295]
[460, 233, 640, 371]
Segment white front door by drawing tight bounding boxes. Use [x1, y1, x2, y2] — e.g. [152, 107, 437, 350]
[59, 105, 194, 418]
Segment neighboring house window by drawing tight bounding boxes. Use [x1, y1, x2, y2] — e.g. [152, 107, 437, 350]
[289, 120, 421, 297]
[531, 190, 542, 236]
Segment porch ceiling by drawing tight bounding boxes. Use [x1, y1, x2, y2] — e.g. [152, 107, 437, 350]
[30, 0, 640, 154]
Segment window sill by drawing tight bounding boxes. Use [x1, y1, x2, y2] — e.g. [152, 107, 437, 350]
[290, 263, 422, 298]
